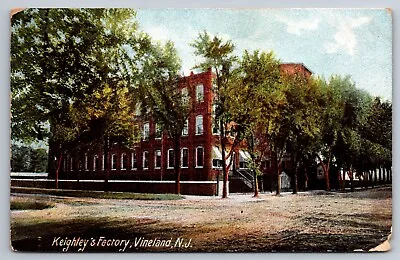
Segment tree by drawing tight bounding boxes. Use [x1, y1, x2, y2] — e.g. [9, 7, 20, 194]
[264, 73, 322, 195]
[191, 31, 238, 198]
[283, 76, 322, 194]
[11, 8, 142, 187]
[10, 144, 31, 172]
[228, 50, 282, 197]
[130, 39, 184, 194]
[358, 97, 392, 186]
[317, 75, 376, 191]
[10, 144, 48, 172]
[29, 147, 48, 172]
[315, 76, 348, 191]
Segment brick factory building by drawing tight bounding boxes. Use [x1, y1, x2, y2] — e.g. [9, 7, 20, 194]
[44, 63, 312, 195]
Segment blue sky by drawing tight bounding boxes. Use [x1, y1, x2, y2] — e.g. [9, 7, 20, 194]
[136, 8, 392, 101]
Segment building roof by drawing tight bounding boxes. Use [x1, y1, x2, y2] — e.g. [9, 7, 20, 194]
[280, 62, 314, 75]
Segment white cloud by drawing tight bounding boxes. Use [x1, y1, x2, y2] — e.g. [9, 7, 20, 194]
[277, 16, 319, 36]
[325, 16, 372, 56]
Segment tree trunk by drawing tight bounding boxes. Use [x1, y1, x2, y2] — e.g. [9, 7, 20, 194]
[220, 119, 228, 198]
[304, 165, 308, 191]
[47, 137, 56, 178]
[378, 166, 382, 183]
[276, 154, 282, 196]
[371, 170, 375, 188]
[336, 168, 342, 191]
[342, 168, 346, 191]
[253, 170, 259, 197]
[174, 139, 181, 194]
[270, 173, 273, 193]
[293, 159, 298, 194]
[325, 160, 331, 191]
[317, 153, 331, 191]
[349, 169, 354, 192]
[383, 167, 386, 183]
[55, 153, 63, 189]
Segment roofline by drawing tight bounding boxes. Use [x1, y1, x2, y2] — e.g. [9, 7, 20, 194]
[280, 62, 314, 75]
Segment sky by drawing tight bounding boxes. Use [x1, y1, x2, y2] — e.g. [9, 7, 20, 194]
[136, 8, 392, 101]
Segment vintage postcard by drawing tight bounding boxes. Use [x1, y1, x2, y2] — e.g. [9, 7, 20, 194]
[10, 8, 392, 252]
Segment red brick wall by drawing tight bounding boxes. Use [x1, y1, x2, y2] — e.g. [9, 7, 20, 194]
[59, 69, 218, 184]
[280, 63, 312, 78]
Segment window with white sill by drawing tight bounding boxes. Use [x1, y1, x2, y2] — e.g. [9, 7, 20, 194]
[196, 146, 204, 168]
[196, 115, 203, 135]
[181, 148, 189, 168]
[196, 84, 204, 102]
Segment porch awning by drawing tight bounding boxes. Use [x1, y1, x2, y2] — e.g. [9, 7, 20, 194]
[239, 150, 251, 162]
[212, 146, 223, 160]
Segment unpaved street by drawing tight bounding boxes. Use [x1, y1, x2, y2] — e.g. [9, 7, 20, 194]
[10, 187, 392, 252]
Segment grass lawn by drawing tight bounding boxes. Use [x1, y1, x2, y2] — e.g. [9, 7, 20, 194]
[10, 200, 54, 210]
[10, 187, 184, 200]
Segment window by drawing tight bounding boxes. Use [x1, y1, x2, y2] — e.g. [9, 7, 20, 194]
[102, 154, 105, 170]
[239, 150, 250, 169]
[196, 115, 203, 135]
[155, 150, 161, 169]
[212, 159, 223, 169]
[239, 161, 248, 169]
[196, 84, 204, 102]
[85, 154, 89, 171]
[168, 149, 174, 169]
[143, 151, 149, 170]
[155, 124, 162, 139]
[111, 154, 117, 170]
[63, 157, 67, 171]
[70, 158, 73, 171]
[182, 87, 189, 104]
[121, 153, 127, 170]
[212, 117, 219, 135]
[196, 147, 204, 168]
[181, 148, 189, 168]
[93, 155, 99, 171]
[212, 146, 223, 169]
[182, 119, 189, 136]
[131, 151, 137, 169]
[143, 122, 150, 140]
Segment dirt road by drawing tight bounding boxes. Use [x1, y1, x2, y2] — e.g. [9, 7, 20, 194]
[10, 187, 392, 252]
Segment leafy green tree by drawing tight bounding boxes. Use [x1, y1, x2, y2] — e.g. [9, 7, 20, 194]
[266, 73, 322, 195]
[284, 76, 322, 194]
[358, 97, 392, 185]
[129, 39, 184, 194]
[10, 144, 48, 172]
[315, 76, 350, 191]
[228, 50, 282, 197]
[11, 8, 141, 187]
[10, 144, 31, 172]
[29, 147, 48, 172]
[191, 31, 238, 198]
